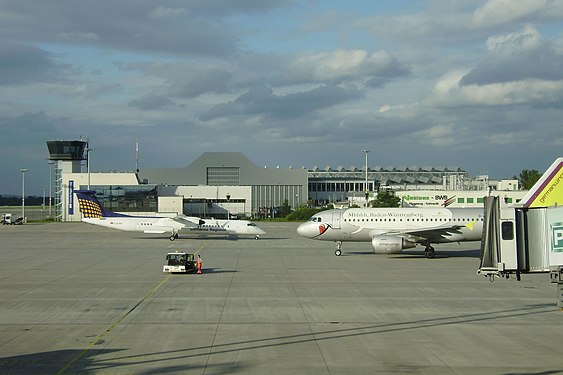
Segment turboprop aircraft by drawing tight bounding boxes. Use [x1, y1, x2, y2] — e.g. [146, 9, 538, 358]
[75, 190, 265, 240]
[297, 206, 484, 258]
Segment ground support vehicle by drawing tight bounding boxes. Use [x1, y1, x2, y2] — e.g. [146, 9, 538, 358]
[163, 252, 196, 273]
[2, 213, 12, 225]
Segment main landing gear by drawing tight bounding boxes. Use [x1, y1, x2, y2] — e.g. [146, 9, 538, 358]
[169, 232, 179, 241]
[424, 245, 436, 259]
[334, 241, 343, 256]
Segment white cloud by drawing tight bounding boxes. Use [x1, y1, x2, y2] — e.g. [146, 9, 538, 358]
[430, 72, 563, 107]
[486, 26, 542, 52]
[461, 26, 563, 85]
[289, 49, 406, 83]
[149, 7, 187, 20]
[473, 0, 563, 27]
[422, 124, 458, 147]
[473, 0, 548, 27]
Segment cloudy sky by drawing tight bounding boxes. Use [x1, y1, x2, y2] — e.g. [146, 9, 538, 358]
[1, 0, 563, 195]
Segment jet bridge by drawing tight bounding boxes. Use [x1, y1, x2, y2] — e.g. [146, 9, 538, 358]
[478, 158, 563, 309]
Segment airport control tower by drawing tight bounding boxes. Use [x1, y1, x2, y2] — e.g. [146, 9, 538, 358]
[46, 140, 87, 220]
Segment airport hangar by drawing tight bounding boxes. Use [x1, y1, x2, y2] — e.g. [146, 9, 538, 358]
[47, 140, 525, 222]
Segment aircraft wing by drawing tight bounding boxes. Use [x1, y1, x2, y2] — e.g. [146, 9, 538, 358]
[170, 215, 203, 228]
[373, 224, 468, 243]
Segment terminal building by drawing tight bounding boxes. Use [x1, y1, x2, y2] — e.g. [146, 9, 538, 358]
[47, 140, 526, 221]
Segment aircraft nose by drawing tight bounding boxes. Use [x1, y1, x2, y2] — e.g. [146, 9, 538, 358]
[297, 222, 314, 238]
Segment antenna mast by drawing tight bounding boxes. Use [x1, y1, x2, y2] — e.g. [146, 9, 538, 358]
[135, 138, 139, 173]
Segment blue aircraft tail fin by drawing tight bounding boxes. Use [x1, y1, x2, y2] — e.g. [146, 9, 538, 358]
[75, 190, 125, 218]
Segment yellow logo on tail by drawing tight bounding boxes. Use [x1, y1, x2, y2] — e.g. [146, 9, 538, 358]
[78, 198, 103, 218]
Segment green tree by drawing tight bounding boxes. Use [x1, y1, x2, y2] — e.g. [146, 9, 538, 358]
[370, 191, 401, 207]
[515, 169, 542, 190]
[280, 199, 291, 217]
[286, 206, 324, 221]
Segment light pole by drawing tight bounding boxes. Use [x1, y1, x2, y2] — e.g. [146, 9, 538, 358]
[21, 168, 28, 221]
[48, 161, 54, 216]
[86, 146, 95, 190]
[362, 149, 371, 207]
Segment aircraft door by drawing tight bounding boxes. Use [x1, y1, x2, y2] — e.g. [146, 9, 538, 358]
[332, 211, 342, 229]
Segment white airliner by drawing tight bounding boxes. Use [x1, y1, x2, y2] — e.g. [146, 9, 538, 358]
[75, 190, 265, 240]
[297, 207, 484, 258]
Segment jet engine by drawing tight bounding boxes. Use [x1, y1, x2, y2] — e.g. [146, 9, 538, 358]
[371, 236, 416, 254]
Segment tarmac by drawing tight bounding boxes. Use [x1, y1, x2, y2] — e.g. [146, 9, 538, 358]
[0, 221, 562, 374]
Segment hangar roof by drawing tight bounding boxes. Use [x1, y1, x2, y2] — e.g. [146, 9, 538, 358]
[138, 152, 307, 186]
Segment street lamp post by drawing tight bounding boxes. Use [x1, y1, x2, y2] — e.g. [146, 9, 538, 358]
[21, 168, 28, 222]
[48, 161, 54, 216]
[362, 149, 371, 207]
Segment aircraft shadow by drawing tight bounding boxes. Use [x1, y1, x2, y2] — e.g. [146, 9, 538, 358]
[133, 235, 291, 242]
[0, 348, 247, 374]
[202, 268, 239, 274]
[344, 249, 481, 258]
[396, 249, 481, 259]
[342, 251, 374, 256]
[134, 235, 259, 241]
[168, 268, 238, 275]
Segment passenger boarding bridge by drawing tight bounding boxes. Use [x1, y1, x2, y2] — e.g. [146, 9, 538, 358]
[479, 158, 563, 309]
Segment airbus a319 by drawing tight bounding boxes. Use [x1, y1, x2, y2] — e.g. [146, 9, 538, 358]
[297, 206, 483, 258]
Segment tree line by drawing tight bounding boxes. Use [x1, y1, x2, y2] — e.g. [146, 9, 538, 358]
[0, 196, 47, 206]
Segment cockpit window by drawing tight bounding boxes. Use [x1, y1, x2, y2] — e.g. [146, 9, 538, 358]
[247, 223, 257, 227]
[309, 216, 321, 222]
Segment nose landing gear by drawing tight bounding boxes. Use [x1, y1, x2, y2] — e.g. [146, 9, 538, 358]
[335, 241, 342, 256]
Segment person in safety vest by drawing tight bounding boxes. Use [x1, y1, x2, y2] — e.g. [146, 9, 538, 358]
[197, 254, 203, 274]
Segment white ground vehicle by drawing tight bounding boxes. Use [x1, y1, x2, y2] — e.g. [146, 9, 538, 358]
[163, 252, 196, 273]
[2, 213, 12, 225]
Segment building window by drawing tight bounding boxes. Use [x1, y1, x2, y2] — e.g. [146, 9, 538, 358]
[207, 167, 240, 185]
[86, 185, 158, 213]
